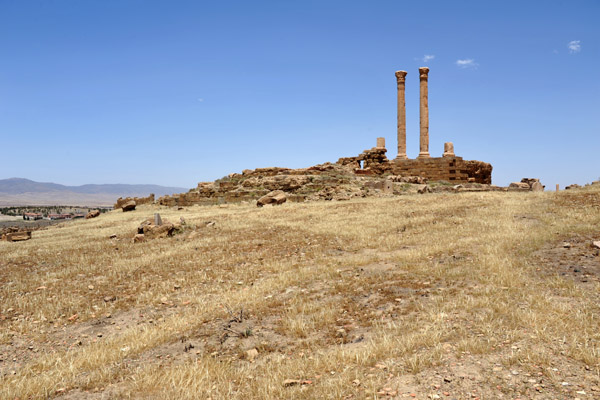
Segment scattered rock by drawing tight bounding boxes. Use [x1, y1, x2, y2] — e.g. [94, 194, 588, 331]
[417, 185, 432, 194]
[122, 200, 136, 212]
[257, 190, 287, 207]
[85, 210, 100, 219]
[566, 184, 581, 190]
[509, 182, 530, 190]
[133, 234, 145, 243]
[5, 231, 32, 242]
[283, 379, 301, 387]
[135, 217, 182, 240]
[246, 348, 259, 361]
[104, 296, 116, 302]
[592, 241, 600, 249]
[509, 178, 544, 192]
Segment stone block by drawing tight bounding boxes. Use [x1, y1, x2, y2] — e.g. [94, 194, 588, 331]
[122, 200, 136, 212]
[6, 231, 31, 242]
[509, 182, 531, 190]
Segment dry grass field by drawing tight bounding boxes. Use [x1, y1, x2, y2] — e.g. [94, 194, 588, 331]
[1, 186, 600, 399]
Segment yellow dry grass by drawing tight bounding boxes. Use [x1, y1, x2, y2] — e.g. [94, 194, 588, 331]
[1, 186, 600, 399]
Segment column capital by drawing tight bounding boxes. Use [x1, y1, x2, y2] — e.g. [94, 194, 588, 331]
[419, 67, 430, 80]
[395, 70, 407, 83]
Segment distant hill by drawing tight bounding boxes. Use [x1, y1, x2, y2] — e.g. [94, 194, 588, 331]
[0, 178, 187, 206]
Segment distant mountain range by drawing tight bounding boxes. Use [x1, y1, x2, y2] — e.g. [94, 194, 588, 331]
[0, 178, 187, 206]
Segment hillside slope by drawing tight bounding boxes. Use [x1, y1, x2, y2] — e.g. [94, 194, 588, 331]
[1, 187, 599, 398]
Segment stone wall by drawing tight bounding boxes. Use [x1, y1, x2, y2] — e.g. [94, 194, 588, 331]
[338, 147, 392, 175]
[390, 157, 492, 184]
[113, 194, 155, 210]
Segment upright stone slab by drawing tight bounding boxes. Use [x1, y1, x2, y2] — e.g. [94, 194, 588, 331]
[376, 137, 386, 149]
[418, 67, 430, 158]
[395, 70, 408, 159]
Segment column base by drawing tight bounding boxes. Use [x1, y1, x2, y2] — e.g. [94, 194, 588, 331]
[395, 154, 408, 160]
[442, 152, 455, 158]
[417, 152, 430, 159]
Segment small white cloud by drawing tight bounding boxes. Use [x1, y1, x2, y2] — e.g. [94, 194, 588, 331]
[197, 98, 204, 102]
[568, 40, 581, 53]
[422, 54, 435, 62]
[553, 49, 559, 54]
[456, 59, 478, 69]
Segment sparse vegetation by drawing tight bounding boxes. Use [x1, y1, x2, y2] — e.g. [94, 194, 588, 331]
[1, 186, 599, 398]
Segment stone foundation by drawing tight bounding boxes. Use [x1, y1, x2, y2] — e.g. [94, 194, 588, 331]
[391, 157, 492, 184]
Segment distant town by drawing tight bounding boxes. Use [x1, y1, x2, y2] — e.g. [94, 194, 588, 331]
[0, 206, 111, 221]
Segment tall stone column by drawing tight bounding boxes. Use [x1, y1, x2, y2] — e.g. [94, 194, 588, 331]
[395, 70, 408, 159]
[418, 67, 430, 158]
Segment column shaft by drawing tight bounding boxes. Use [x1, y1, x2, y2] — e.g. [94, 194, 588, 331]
[418, 67, 430, 158]
[395, 71, 408, 159]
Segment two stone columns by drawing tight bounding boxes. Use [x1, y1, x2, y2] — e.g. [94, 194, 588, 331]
[395, 71, 408, 159]
[395, 67, 430, 159]
[418, 67, 430, 158]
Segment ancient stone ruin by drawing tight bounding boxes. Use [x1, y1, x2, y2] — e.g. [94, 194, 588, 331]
[339, 67, 492, 184]
[133, 213, 183, 243]
[509, 178, 544, 192]
[113, 194, 155, 210]
[257, 190, 287, 207]
[150, 68, 495, 207]
[85, 210, 101, 219]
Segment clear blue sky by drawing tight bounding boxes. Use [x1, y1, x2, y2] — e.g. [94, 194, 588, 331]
[1, 0, 598, 188]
